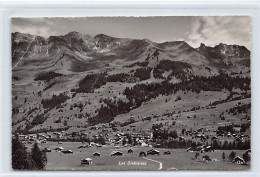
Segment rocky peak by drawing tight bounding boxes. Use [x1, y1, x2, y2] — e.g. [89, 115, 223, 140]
[214, 43, 250, 58]
[94, 34, 113, 40]
[200, 43, 206, 48]
[65, 31, 82, 38]
[142, 38, 153, 44]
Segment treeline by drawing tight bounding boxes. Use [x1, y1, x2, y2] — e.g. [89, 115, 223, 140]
[218, 125, 237, 134]
[211, 91, 250, 106]
[18, 114, 48, 133]
[43, 82, 56, 91]
[165, 139, 202, 149]
[107, 73, 131, 82]
[34, 71, 62, 82]
[48, 136, 91, 143]
[228, 104, 251, 115]
[41, 92, 69, 109]
[153, 138, 250, 150]
[153, 129, 178, 139]
[123, 74, 250, 108]
[88, 98, 132, 125]
[66, 71, 250, 127]
[12, 107, 19, 115]
[175, 74, 250, 93]
[72, 73, 106, 93]
[220, 140, 251, 150]
[133, 67, 152, 81]
[153, 60, 191, 79]
[72, 67, 153, 93]
[123, 80, 179, 108]
[17, 127, 69, 135]
[48, 135, 106, 145]
[31, 114, 47, 126]
[27, 107, 38, 116]
[72, 69, 152, 90]
[218, 123, 250, 134]
[241, 123, 250, 132]
[12, 135, 47, 170]
[86, 73, 250, 126]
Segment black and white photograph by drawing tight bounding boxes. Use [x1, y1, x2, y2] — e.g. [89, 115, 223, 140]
[11, 16, 251, 171]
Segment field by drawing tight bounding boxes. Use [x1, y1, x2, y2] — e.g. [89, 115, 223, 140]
[25, 142, 250, 171]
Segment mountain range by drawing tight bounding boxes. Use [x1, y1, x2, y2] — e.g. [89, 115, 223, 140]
[12, 31, 250, 74]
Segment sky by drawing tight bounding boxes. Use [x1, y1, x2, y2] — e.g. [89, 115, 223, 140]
[11, 16, 251, 49]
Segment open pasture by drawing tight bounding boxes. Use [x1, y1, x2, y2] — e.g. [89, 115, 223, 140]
[27, 142, 250, 171]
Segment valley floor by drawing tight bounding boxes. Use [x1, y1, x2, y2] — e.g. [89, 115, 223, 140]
[25, 142, 250, 171]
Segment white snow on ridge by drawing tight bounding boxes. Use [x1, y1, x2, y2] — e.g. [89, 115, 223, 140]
[13, 36, 35, 68]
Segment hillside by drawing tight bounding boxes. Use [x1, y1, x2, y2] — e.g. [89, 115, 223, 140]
[12, 32, 251, 147]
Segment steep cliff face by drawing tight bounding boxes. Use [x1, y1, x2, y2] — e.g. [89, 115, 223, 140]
[198, 43, 250, 60]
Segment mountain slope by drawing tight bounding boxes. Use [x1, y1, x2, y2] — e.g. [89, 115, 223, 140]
[11, 31, 251, 134]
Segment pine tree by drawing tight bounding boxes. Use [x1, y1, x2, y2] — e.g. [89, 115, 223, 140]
[194, 152, 200, 159]
[127, 134, 132, 145]
[30, 142, 47, 170]
[172, 130, 178, 139]
[229, 151, 236, 161]
[12, 134, 31, 169]
[243, 152, 251, 164]
[122, 137, 127, 145]
[222, 152, 226, 161]
[222, 140, 228, 150]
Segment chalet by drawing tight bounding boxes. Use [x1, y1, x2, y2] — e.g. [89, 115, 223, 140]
[61, 150, 73, 154]
[147, 149, 160, 155]
[111, 151, 123, 156]
[179, 136, 185, 141]
[187, 147, 196, 152]
[93, 134, 99, 138]
[233, 127, 241, 132]
[205, 146, 214, 152]
[195, 134, 202, 138]
[227, 132, 232, 137]
[81, 158, 92, 165]
[197, 145, 206, 151]
[18, 135, 28, 140]
[202, 155, 212, 163]
[197, 128, 203, 132]
[142, 132, 153, 139]
[54, 147, 64, 151]
[29, 135, 36, 139]
[96, 144, 102, 148]
[235, 137, 242, 142]
[132, 132, 142, 139]
[93, 152, 101, 157]
[233, 156, 245, 165]
[240, 134, 246, 138]
[105, 141, 112, 145]
[211, 136, 218, 141]
[236, 102, 242, 106]
[89, 142, 97, 147]
[140, 142, 149, 147]
[200, 135, 207, 141]
[18, 134, 27, 138]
